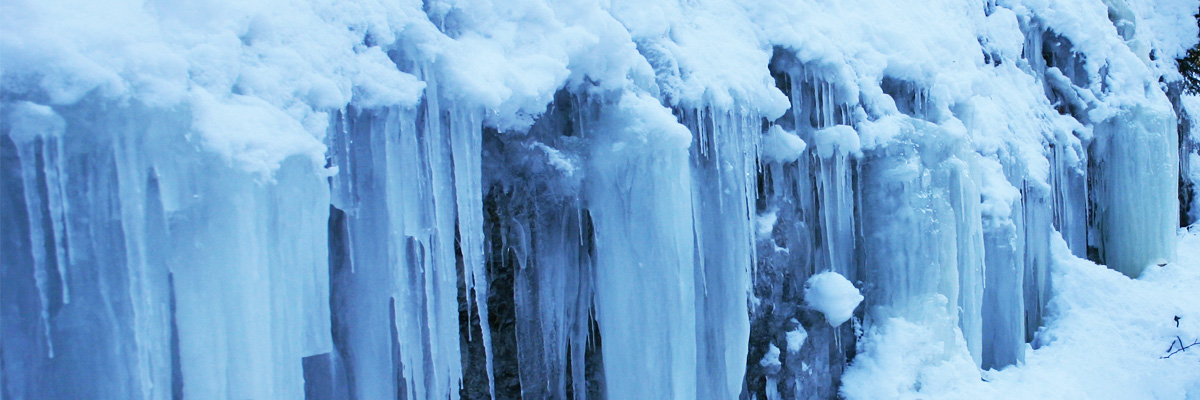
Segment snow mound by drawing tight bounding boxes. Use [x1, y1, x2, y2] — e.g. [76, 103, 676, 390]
[804, 271, 864, 327]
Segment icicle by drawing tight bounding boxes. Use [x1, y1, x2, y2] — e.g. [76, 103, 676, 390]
[14, 135, 55, 359]
[422, 77, 466, 400]
[43, 137, 70, 305]
[981, 156, 1026, 369]
[950, 155, 985, 368]
[6, 103, 65, 360]
[449, 108, 495, 399]
[587, 92, 698, 400]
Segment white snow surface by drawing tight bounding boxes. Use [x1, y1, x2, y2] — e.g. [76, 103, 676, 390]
[804, 271, 864, 327]
[841, 230, 1200, 399]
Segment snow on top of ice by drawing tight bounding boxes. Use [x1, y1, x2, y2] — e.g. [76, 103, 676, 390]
[0, 0, 428, 108]
[1, 102, 67, 144]
[588, 90, 693, 158]
[1130, 0, 1200, 82]
[2, 0, 1188, 179]
[981, 7, 1027, 63]
[760, 125, 806, 163]
[191, 88, 328, 175]
[975, 156, 1023, 223]
[1, 0, 429, 175]
[760, 0, 985, 100]
[812, 125, 861, 159]
[2, 0, 788, 174]
[415, 0, 629, 130]
[804, 271, 864, 327]
[610, 0, 790, 118]
[1007, 0, 1176, 119]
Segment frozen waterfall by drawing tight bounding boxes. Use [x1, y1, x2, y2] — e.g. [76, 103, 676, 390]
[2, 0, 1197, 399]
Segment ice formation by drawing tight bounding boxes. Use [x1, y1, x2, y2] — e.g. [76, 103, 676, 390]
[1, 0, 1197, 398]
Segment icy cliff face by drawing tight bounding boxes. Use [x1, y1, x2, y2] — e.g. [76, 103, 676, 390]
[1, 0, 1196, 399]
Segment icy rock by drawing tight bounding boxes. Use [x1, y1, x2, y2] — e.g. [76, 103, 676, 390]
[756, 209, 778, 239]
[804, 271, 864, 327]
[786, 324, 808, 354]
[759, 343, 782, 374]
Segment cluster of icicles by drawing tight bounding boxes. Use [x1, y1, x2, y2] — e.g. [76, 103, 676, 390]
[1, 19, 1183, 400]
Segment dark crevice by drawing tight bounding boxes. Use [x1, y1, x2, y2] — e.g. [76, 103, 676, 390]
[168, 272, 183, 400]
[326, 204, 354, 400]
[390, 297, 409, 400]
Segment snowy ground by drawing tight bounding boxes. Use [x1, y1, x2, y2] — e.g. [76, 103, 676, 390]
[843, 230, 1200, 399]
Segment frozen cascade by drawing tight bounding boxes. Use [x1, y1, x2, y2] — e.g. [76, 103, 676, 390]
[2, 101, 332, 399]
[856, 118, 983, 360]
[746, 58, 864, 400]
[326, 88, 488, 398]
[682, 107, 758, 400]
[584, 93, 698, 400]
[2, 0, 1196, 399]
[478, 89, 597, 400]
[979, 157, 1026, 370]
[581, 93, 759, 400]
[1090, 106, 1179, 276]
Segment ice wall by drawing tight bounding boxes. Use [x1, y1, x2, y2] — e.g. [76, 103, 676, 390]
[1090, 106, 1179, 276]
[2, 100, 332, 399]
[2, 0, 1195, 399]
